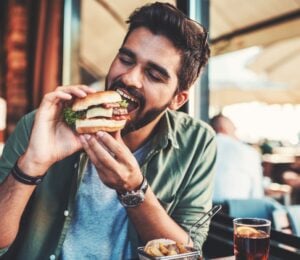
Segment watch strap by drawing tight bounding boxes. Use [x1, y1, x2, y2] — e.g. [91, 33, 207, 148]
[118, 176, 148, 196]
[139, 176, 148, 193]
[11, 161, 44, 185]
[118, 176, 148, 207]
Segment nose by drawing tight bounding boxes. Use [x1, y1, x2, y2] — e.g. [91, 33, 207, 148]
[121, 66, 143, 89]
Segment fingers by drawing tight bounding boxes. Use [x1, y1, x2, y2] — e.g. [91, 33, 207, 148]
[109, 130, 121, 140]
[42, 91, 72, 106]
[56, 85, 96, 98]
[38, 85, 96, 115]
[96, 131, 131, 161]
[79, 134, 124, 189]
[41, 85, 95, 105]
[79, 132, 143, 191]
[79, 134, 117, 170]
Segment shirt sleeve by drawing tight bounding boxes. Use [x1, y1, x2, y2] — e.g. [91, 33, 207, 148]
[0, 112, 34, 256]
[0, 111, 34, 184]
[172, 133, 217, 252]
[0, 246, 9, 256]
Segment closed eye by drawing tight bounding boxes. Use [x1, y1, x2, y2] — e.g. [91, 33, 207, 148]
[146, 69, 164, 82]
[146, 63, 170, 83]
[119, 54, 134, 66]
[118, 47, 135, 66]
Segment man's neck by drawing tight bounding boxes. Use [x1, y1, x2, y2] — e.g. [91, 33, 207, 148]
[123, 115, 163, 152]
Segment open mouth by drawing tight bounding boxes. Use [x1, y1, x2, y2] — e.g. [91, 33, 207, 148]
[116, 88, 139, 112]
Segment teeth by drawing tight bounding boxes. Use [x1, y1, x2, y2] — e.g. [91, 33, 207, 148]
[117, 89, 138, 103]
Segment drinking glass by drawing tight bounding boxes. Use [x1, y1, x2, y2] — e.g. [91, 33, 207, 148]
[233, 218, 271, 260]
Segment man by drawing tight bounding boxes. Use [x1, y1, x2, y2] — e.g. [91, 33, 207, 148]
[210, 114, 264, 202]
[0, 2, 216, 259]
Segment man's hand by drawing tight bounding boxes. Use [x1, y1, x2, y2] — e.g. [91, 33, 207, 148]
[78, 131, 190, 245]
[79, 131, 143, 192]
[0, 85, 97, 248]
[20, 85, 96, 176]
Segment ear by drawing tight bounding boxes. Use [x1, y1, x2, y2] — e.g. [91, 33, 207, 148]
[168, 90, 189, 110]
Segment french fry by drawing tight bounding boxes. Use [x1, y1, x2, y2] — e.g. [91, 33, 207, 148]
[167, 249, 178, 256]
[149, 246, 164, 257]
[167, 244, 178, 254]
[176, 242, 189, 253]
[145, 247, 153, 256]
[144, 238, 192, 257]
[159, 243, 169, 255]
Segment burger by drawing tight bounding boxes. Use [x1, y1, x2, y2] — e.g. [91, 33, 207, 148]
[63, 90, 129, 133]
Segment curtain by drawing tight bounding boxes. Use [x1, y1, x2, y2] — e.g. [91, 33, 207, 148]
[29, 0, 64, 108]
[2, 0, 63, 136]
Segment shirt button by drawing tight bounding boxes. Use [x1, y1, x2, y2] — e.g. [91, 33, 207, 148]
[74, 163, 78, 169]
[49, 255, 56, 260]
[64, 210, 69, 217]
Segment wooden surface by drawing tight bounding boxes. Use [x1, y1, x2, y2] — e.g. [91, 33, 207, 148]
[208, 256, 234, 260]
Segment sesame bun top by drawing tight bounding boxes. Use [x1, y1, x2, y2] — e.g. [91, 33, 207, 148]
[72, 91, 122, 111]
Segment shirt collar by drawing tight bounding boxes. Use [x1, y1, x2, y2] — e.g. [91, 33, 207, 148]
[154, 110, 179, 150]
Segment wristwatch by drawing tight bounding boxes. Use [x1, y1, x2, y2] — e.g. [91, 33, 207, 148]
[118, 177, 148, 208]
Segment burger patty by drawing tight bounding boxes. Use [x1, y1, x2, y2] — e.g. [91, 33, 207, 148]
[85, 104, 129, 121]
[113, 107, 128, 115]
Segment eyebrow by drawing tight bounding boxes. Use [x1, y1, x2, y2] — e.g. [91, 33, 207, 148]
[148, 62, 170, 80]
[119, 47, 135, 59]
[119, 47, 171, 80]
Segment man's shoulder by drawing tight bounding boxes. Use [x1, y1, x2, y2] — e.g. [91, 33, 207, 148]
[217, 134, 260, 157]
[15, 110, 36, 125]
[24, 110, 37, 121]
[167, 110, 215, 137]
[165, 110, 216, 151]
[12, 110, 36, 135]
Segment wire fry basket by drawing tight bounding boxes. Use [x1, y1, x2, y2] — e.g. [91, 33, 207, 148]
[137, 205, 222, 260]
[137, 246, 202, 260]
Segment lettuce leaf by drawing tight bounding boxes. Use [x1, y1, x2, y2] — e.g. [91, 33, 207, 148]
[63, 108, 86, 127]
[119, 100, 128, 108]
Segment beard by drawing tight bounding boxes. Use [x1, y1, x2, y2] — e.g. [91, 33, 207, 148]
[105, 77, 172, 135]
[122, 105, 169, 135]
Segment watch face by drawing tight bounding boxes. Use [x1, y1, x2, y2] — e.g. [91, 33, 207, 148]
[121, 191, 145, 207]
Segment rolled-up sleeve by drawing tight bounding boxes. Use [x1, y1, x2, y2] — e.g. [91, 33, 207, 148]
[172, 133, 217, 250]
[0, 112, 35, 256]
[0, 112, 34, 184]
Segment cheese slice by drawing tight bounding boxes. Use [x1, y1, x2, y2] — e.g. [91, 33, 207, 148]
[86, 107, 113, 118]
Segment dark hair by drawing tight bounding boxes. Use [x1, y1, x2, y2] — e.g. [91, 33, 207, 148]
[210, 113, 234, 133]
[124, 2, 210, 91]
[210, 114, 224, 132]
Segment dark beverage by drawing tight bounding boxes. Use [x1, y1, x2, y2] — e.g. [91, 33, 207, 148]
[234, 230, 270, 260]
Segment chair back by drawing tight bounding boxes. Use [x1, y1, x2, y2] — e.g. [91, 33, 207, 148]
[286, 206, 300, 236]
[225, 197, 285, 227]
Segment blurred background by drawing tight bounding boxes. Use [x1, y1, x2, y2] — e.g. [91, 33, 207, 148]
[0, 0, 300, 234]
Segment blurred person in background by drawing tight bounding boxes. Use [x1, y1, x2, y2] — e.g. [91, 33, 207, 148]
[210, 114, 264, 202]
[283, 170, 300, 204]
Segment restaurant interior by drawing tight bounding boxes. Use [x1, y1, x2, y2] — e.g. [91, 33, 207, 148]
[0, 0, 300, 259]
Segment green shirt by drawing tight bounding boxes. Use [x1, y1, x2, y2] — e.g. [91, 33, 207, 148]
[0, 109, 216, 260]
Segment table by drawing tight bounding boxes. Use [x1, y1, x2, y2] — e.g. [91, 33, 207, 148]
[203, 213, 300, 259]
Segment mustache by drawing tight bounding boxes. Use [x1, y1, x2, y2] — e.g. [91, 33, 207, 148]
[122, 105, 169, 135]
[109, 79, 145, 107]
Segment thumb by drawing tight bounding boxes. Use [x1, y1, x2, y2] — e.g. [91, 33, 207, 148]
[110, 130, 125, 144]
[110, 130, 121, 139]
